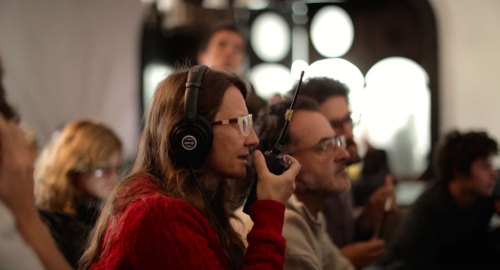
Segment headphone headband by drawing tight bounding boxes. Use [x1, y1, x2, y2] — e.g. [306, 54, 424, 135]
[186, 65, 208, 88]
[184, 65, 208, 121]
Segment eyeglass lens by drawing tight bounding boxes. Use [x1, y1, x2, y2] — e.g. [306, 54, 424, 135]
[322, 136, 346, 154]
[330, 115, 352, 129]
[94, 166, 120, 178]
[240, 115, 252, 136]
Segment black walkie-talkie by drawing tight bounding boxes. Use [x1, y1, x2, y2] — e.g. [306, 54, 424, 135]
[243, 71, 305, 214]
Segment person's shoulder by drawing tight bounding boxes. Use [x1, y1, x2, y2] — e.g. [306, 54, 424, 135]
[38, 209, 90, 238]
[406, 182, 451, 221]
[284, 197, 306, 222]
[139, 192, 196, 215]
[412, 181, 445, 206]
[128, 188, 196, 217]
[283, 204, 314, 243]
[127, 174, 185, 206]
[282, 206, 321, 268]
[117, 174, 197, 218]
[119, 183, 207, 235]
[284, 206, 304, 224]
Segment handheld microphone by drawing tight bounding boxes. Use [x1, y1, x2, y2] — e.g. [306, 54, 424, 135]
[243, 71, 305, 214]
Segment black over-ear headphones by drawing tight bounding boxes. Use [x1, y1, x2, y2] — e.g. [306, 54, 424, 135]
[169, 65, 213, 168]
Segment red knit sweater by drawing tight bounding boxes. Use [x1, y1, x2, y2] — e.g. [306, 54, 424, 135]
[90, 174, 286, 270]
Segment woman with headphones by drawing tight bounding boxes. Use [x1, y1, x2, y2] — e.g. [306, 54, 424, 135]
[79, 65, 301, 270]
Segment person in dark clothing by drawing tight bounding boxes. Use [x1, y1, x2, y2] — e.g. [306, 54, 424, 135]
[382, 130, 500, 269]
[34, 119, 122, 267]
[353, 147, 391, 208]
[38, 209, 91, 267]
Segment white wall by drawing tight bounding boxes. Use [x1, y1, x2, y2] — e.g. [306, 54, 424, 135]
[430, 0, 500, 147]
[0, 0, 143, 158]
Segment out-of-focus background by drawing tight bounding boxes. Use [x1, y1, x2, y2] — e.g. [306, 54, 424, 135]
[1, 0, 499, 185]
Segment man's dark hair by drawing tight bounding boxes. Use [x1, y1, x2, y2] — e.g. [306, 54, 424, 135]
[290, 77, 349, 104]
[255, 96, 319, 152]
[0, 61, 19, 121]
[198, 22, 246, 53]
[434, 130, 498, 183]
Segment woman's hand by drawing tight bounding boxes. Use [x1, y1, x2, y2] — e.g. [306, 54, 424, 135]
[0, 115, 36, 218]
[252, 150, 301, 204]
[0, 115, 72, 270]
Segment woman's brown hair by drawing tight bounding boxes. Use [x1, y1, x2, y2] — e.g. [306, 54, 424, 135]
[79, 67, 248, 270]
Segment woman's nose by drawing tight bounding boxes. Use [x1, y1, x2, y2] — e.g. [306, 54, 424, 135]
[245, 126, 259, 147]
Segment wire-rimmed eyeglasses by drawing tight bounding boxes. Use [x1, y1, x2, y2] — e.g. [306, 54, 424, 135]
[289, 135, 346, 156]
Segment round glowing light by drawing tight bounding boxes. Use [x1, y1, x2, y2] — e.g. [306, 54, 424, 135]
[202, 0, 229, 9]
[365, 57, 429, 87]
[156, 0, 176, 12]
[243, 0, 270, 10]
[363, 57, 430, 177]
[248, 63, 293, 99]
[250, 12, 291, 62]
[307, 58, 364, 93]
[310, 6, 354, 57]
[291, 60, 309, 80]
[364, 57, 429, 139]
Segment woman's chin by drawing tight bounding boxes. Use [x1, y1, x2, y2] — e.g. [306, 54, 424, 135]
[228, 167, 247, 180]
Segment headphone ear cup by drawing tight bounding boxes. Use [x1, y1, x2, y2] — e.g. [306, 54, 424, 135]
[169, 115, 213, 168]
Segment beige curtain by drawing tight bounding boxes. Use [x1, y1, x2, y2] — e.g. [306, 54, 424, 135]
[0, 0, 144, 159]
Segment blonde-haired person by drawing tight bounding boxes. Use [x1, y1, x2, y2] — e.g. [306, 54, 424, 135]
[79, 65, 300, 270]
[35, 119, 122, 267]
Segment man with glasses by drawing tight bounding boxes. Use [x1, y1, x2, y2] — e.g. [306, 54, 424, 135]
[255, 97, 355, 270]
[297, 77, 393, 268]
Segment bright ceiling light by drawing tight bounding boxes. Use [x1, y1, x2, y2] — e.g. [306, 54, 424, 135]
[248, 63, 293, 98]
[307, 58, 364, 93]
[310, 6, 354, 57]
[250, 12, 290, 62]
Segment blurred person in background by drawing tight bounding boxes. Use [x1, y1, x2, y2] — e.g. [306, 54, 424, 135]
[35, 119, 122, 267]
[0, 58, 72, 270]
[197, 22, 266, 116]
[256, 97, 355, 270]
[382, 130, 500, 269]
[297, 77, 395, 268]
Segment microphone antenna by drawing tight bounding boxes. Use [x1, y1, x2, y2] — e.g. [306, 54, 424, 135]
[242, 70, 305, 214]
[269, 70, 305, 155]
